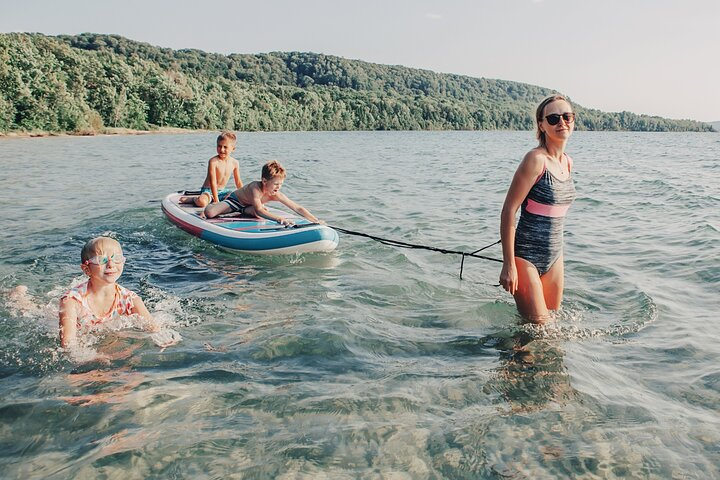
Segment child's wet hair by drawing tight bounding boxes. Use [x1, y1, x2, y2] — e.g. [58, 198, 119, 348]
[262, 160, 286, 180]
[81, 237, 121, 263]
[217, 131, 237, 144]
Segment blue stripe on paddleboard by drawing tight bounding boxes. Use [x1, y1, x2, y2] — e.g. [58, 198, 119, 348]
[214, 221, 311, 232]
[200, 226, 339, 251]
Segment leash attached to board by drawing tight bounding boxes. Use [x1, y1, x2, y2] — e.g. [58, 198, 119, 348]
[328, 225, 502, 280]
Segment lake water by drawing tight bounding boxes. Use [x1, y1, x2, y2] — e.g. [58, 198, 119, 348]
[0, 131, 718, 479]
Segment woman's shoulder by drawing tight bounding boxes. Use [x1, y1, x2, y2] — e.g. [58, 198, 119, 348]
[523, 147, 548, 164]
[518, 148, 547, 176]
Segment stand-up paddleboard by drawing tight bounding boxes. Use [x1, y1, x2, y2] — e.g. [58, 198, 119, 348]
[161, 192, 339, 254]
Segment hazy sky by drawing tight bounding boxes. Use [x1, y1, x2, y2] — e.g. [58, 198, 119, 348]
[3, 0, 719, 121]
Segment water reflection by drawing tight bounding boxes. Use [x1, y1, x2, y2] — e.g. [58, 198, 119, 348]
[490, 328, 575, 413]
[60, 366, 145, 407]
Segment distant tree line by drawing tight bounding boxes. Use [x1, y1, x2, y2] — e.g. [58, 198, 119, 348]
[0, 33, 713, 134]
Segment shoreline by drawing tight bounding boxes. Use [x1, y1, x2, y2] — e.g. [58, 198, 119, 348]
[0, 126, 205, 139]
[2, 126, 716, 140]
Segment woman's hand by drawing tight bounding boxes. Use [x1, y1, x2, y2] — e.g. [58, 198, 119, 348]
[500, 261, 518, 296]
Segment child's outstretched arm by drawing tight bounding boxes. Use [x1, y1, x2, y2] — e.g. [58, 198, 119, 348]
[276, 193, 323, 224]
[252, 201, 291, 226]
[133, 295, 182, 348]
[59, 300, 111, 363]
[59, 297, 79, 348]
[132, 295, 159, 333]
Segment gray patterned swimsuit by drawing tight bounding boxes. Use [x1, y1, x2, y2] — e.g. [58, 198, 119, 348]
[514, 155, 576, 275]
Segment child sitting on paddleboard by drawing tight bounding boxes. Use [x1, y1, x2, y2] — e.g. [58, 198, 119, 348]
[58, 236, 172, 349]
[204, 160, 323, 226]
[179, 131, 243, 208]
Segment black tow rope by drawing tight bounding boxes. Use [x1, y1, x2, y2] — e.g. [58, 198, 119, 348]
[328, 225, 502, 280]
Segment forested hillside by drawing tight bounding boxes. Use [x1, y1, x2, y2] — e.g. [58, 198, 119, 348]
[0, 33, 713, 134]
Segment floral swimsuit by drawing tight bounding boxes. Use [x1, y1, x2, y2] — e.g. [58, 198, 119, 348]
[61, 281, 137, 329]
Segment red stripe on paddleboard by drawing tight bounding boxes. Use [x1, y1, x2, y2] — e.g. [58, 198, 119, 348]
[162, 204, 204, 237]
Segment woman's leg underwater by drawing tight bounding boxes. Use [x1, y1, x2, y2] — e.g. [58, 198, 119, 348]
[541, 254, 564, 311]
[513, 257, 550, 323]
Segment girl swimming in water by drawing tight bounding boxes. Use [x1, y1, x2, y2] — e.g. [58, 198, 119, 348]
[59, 236, 157, 348]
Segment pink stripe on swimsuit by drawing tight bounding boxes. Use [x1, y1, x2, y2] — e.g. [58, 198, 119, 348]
[514, 154, 576, 275]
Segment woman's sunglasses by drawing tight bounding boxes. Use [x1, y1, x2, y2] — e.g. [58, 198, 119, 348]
[544, 112, 576, 126]
[84, 253, 126, 266]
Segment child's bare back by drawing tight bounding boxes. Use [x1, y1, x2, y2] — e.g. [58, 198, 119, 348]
[232, 181, 277, 206]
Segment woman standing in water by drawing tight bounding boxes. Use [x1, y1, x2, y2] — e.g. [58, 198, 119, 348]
[500, 95, 577, 322]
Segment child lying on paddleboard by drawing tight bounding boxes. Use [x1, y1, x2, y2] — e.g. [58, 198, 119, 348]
[204, 160, 323, 226]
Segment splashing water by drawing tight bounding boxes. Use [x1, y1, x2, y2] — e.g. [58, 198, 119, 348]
[1, 281, 183, 370]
